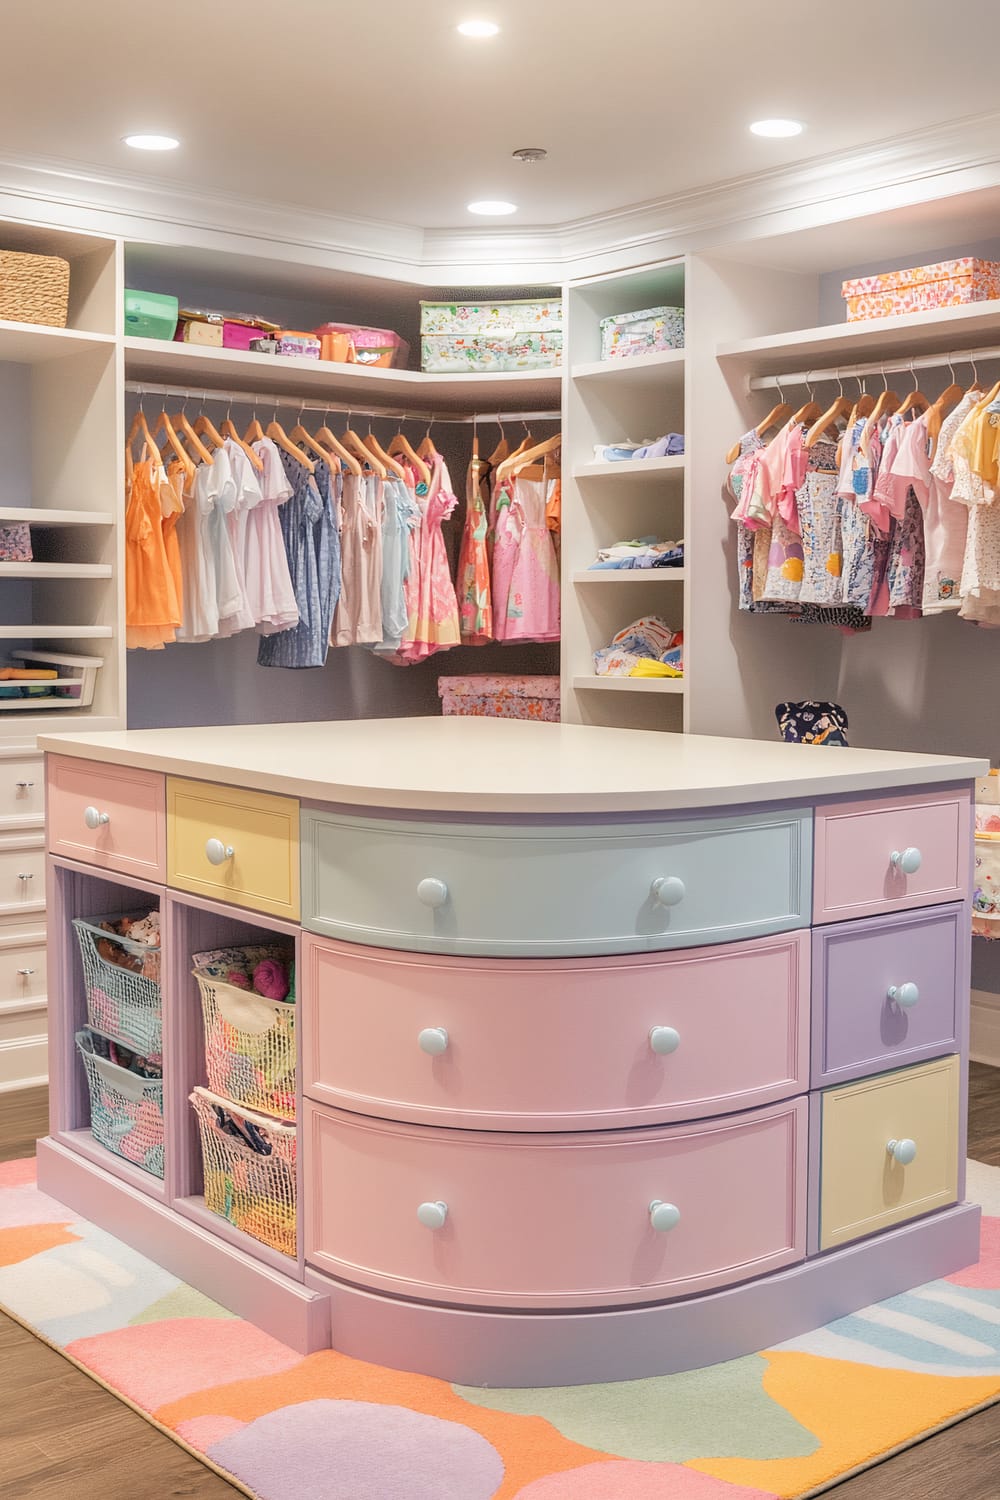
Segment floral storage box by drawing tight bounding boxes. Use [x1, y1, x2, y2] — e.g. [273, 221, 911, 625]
[421, 297, 563, 373]
[438, 674, 561, 721]
[842, 259, 1000, 321]
[600, 305, 685, 360]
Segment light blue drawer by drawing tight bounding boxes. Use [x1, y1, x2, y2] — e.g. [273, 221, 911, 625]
[300, 806, 813, 957]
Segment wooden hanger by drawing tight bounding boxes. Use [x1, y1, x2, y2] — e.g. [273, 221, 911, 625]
[790, 397, 822, 427]
[417, 423, 440, 462]
[387, 427, 432, 487]
[164, 403, 214, 466]
[341, 422, 385, 478]
[363, 426, 406, 479]
[859, 381, 900, 456]
[289, 419, 350, 475]
[243, 411, 266, 443]
[192, 410, 227, 451]
[896, 367, 931, 420]
[150, 410, 196, 478]
[497, 431, 562, 481]
[725, 401, 793, 463]
[313, 421, 364, 477]
[126, 405, 161, 462]
[488, 422, 511, 466]
[220, 414, 265, 473]
[266, 414, 314, 471]
[805, 392, 853, 449]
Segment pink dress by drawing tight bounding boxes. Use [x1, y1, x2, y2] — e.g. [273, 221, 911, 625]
[397, 454, 461, 662]
[491, 475, 561, 641]
[332, 472, 384, 647]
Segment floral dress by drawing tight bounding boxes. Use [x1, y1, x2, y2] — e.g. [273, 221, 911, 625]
[491, 474, 560, 641]
[457, 451, 493, 644]
[396, 454, 461, 662]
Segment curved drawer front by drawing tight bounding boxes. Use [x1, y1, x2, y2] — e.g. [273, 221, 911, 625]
[812, 905, 962, 1088]
[47, 755, 165, 882]
[304, 1097, 807, 1308]
[819, 1055, 959, 1252]
[301, 806, 812, 957]
[167, 777, 300, 921]
[813, 789, 970, 924]
[303, 930, 810, 1129]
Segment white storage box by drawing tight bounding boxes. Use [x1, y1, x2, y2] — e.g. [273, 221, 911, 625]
[421, 297, 563, 373]
[0, 649, 103, 712]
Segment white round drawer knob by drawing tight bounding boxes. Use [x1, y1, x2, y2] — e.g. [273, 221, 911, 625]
[649, 1199, 681, 1232]
[888, 982, 920, 1009]
[649, 1025, 681, 1055]
[417, 877, 449, 909]
[651, 876, 685, 908]
[887, 1138, 917, 1165]
[418, 1027, 449, 1056]
[417, 1200, 448, 1230]
[205, 838, 235, 866]
[84, 806, 110, 830]
[890, 847, 922, 875]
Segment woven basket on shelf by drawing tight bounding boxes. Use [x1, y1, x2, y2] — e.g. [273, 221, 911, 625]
[0, 250, 70, 327]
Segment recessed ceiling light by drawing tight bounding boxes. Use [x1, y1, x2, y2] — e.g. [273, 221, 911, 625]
[749, 118, 804, 138]
[467, 199, 517, 216]
[457, 19, 500, 36]
[122, 133, 180, 151]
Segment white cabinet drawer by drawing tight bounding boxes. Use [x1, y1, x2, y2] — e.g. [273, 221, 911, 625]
[0, 834, 44, 916]
[0, 924, 46, 1009]
[0, 753, 43, 830]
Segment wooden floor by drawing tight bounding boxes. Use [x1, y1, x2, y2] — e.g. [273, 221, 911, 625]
[4, 1068, 1000, 1498]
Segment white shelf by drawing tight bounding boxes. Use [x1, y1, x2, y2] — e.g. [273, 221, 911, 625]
[572, 675, 685, 694]
[0, 507, 113, 527]
[573, 457, 685, 481]
[0, 626, 113, 639]
[717, 301, 1000, 377]
[0, 321, 115, 364]
[571, 349, 685, 387]
[124, 337, 563, 413]
[0, 563, 112, 579]
[573, 568, 686, 583]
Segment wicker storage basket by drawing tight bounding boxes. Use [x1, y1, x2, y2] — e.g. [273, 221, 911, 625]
[0, 250, 70, 327]
[192, 942, 296, 1121]
[191, 1086, 297, 1257]
[77, 1028, 164, 1179]
[73, 913, 162, 1060]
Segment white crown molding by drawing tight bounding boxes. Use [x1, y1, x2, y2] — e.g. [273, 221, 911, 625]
[1, 111, 1000, 284]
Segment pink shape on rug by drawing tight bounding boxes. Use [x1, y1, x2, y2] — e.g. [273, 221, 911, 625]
[66, 1318, 302, 1408]
[946, 1215, 1000, 1289]
[0, 1159, 37, 1189]
[177, 1414, 248, 1449]
[514, 1462, 778, 1498]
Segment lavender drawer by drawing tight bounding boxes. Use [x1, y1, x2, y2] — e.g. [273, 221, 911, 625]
[811, 904, 963, 1088]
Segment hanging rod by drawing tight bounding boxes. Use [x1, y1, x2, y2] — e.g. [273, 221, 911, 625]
[123, 380, 561, 427]
[748, 344, 1000, 393]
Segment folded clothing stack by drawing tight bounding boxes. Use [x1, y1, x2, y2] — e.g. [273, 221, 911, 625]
[593, 433, 684, 462]
[588, 536, 684, 570]
[593, 615, 684, 678]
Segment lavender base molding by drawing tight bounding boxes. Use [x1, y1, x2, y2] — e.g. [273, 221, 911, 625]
[35, 1134, 980, 1387]
[36, 1137, 330, 1355]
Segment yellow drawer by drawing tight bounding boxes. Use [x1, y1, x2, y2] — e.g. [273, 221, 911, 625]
[819, 1054, 959, 1251]
[166, 777, 299, 921]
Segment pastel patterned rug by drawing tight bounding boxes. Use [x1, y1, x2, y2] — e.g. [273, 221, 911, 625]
[4, 1159, 1000, 1500]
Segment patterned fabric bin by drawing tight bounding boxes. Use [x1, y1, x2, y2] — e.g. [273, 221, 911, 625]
[191, 1086, 297, 1257]
[76, 1029, 164, 1178]
[600, 306, 685, 359]
[73, 914, 162, 1061]
[438, 674, 561, 721]
[420, 298, 563, 337]
[192, 943, 296, 1122]
[421, 297, 563, 372]
[0, 523, 31, 561]
[842, 259, 1000, 320]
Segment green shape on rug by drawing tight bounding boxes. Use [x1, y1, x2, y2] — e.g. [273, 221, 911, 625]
[129, 1284, 237, 1325]
[454, 1354, 818, 1462]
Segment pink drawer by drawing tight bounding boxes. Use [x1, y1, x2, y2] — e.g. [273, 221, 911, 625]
[46, 755, 166, 882]
[813, 788, 970, 924]
[304, 1097, 807, 1308]
[812, 904, 963, 1088]
[302, 930, 810, 1129]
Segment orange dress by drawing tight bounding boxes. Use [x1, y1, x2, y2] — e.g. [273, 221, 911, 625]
[457, 451, 493, 643]
[125, 456, 183, 649]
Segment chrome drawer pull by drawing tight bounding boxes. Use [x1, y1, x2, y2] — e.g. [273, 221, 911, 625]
[649, 1025, 681, 1055]
[890, 846, 922, 875]
[417, 1200, 448, 1230]
[888, 982, 920, 1009]
[418, 1027, 449, 1056]
[14, 781, 34, 789]
[84, 806, 110, 829]
[17, 872, 33, 881]
[205, 838, 235, 866]
[417, 877, 449, 909]
[16, 967, 35, 976]
[649, 1199, 681, 1232]
[887, 1138, 917, 1165]
[651, 876, 685, 907]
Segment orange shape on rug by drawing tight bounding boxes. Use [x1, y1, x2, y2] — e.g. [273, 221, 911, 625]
[0, 1221, 78, 1266]
[157, 1350, 615, 1499]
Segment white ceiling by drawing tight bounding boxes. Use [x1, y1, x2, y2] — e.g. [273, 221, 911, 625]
[2, 0, 998, 232]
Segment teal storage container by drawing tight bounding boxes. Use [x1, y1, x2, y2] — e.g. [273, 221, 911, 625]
[124, 289, 178, 340]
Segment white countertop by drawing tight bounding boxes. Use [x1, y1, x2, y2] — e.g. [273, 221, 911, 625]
[38, 718, 986, 815]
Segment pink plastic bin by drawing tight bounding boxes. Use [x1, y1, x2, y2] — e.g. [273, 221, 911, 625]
[223, 321, 262, 351]
[314, 322, 410, 369]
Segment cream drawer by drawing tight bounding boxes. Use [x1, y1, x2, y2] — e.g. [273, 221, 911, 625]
[0, 753, 43, 829]
[0, 925, 46, 1008]
[0, 834, 44, 916]
[819, 1055, 960, 1251]
[303, 929, 810, 1128]
[167, 777, 300, 921]
[305, 1096, 807, 1309]
[301, 806, 812, 957]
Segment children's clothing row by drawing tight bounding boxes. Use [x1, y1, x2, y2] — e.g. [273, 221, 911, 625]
[587, 536, 684, 570]
[593, 615, 684, 678]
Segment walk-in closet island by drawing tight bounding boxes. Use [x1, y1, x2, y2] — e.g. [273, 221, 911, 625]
[36, 715, 985, 1385]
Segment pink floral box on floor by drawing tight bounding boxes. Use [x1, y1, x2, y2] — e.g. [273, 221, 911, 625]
[437, 674, 561, 721]
[842, 258, 1000, 320]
